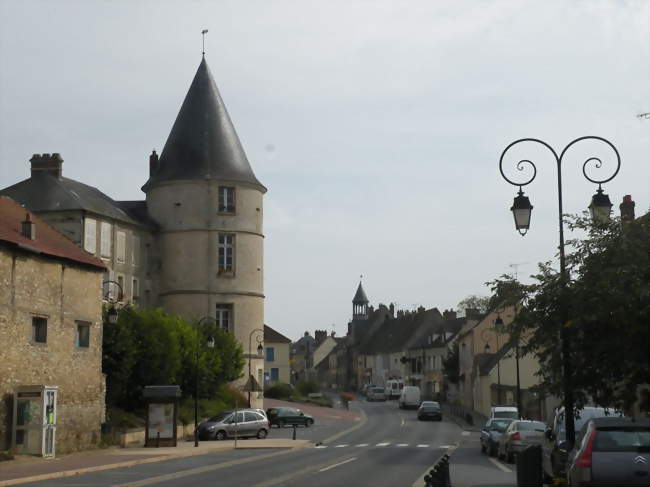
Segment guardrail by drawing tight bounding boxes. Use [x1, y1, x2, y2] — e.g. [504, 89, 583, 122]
[423, 453, 451, 487]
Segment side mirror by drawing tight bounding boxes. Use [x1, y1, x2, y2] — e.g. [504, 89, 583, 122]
[545, 428, 554, 440]
[299, 412, 304, 416]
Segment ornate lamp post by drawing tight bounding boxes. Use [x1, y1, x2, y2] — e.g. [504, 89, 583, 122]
[194, 317, 216, 447]
[102, 280, 124, 325]
[248, 328, 264, 407]
[498, 136, 620, 447]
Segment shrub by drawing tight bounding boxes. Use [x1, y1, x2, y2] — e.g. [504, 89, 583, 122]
[306, 396, 333, 408]
[264, 382, 294, 399]
[295, 380, 319, 397]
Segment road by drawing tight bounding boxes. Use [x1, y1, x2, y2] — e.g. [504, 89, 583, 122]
[23, 400, 519, 487]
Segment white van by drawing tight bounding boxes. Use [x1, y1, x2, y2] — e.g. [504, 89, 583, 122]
[490, 406, 519, 420]
[385, 379, 404, 399]
[398, 386, 421, 409]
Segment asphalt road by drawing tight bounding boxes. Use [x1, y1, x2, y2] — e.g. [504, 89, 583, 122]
[23, 400, 519, 487]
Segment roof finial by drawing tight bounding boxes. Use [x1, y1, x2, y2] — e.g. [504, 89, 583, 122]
[360, 274, 363, 281]
[201, 29, 208, 58]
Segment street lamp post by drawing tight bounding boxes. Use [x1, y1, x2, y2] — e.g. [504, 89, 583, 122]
[194, 317, 216, 447]
[498, 136, 620, 447]
[248, 328, 264, 407]
[102, 280, 124, 325]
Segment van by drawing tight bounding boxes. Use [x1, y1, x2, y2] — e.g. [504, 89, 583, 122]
[385, 379, 404, 399]
[490, 406, 519, 420]
[366, 387, 387, 402]
[398, 386, 421, 409]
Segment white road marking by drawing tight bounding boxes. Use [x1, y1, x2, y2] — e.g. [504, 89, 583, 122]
[396, 443, 409, 447]
[417, 444, 429, 448]
[355, 444, 369, 447]
[461, 431, 471, 436]
[488, 457, 512, 473]
[401, 418, 405, 426]
[334, 444, 348, 448]
[438, 445, 453, 449]
[376, 442, 390, 447]
[318, 457, 358, 472]
[314, 445, 328, 449]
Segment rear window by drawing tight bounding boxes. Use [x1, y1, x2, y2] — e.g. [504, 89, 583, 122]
[372, 387, 384, 393]
[593, 427, 650, 452]
[494, 411, 519, 419]
[517, 421, 545, 431]
[490, 420, 512, 432]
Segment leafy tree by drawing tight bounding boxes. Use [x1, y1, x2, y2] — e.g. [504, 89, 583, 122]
[489, 214, 650, 413]
[442, 341, 460, 384]
[456, 294, 490, 315]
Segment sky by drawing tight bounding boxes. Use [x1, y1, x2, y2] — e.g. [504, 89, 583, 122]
[1, 0, 648, 341]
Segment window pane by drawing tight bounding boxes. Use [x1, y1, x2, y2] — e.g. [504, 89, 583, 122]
[84, 218, 96, 253]
[32, 317, 47, 343]
[271, 368, 279, 382]
[76, 322, 90, 348]
[100, 222, 112, 257]
[116, 231, 126, 262]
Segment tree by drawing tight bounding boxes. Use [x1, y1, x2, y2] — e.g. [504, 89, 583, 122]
[456, 294, 490, 315]
[443, 341, 460, 384]
[489, 214, 650, 413]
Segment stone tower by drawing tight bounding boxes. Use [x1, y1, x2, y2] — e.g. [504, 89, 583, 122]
[352, 281, 369, 320]
[143, 57, 266, 404]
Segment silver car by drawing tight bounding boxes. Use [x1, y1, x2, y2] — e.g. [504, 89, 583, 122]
[197, 409, 269, 440]
[367, 387, 386, 402]
[566, 417, 650, 487]
[497, 420, 546, 463]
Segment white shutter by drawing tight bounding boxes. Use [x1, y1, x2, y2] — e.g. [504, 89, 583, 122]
[100, 222, 112, 257]
[116, 231, 126, 263]
[84, 218, 96, 253]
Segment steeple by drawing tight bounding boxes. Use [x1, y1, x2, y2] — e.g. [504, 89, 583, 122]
[143, 57, 265, 192]
[352, 281, 369, 320]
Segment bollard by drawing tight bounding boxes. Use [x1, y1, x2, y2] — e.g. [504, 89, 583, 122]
[292, 424, 297, 440]
[516, 444, 542, 487]
[156, 431, 160, 448]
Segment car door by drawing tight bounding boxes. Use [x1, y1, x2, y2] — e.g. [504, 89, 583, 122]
[228, 411, 245, 437]
[243, 412, 259, 436]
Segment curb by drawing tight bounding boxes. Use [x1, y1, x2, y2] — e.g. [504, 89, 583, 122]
[0, 442, 313, 487]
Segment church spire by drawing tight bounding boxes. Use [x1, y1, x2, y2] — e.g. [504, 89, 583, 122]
[143, 57, 265, 192]
[352, 280, 369, 320]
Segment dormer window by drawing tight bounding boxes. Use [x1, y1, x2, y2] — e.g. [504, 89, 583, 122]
[218, 186, 235, 213]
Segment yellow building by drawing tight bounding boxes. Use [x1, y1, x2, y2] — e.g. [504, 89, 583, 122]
[264, 325, 291, 385]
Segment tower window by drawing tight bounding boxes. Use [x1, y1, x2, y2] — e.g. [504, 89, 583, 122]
[218, 234, 235, 272]
[215, 304, 232, 331]
[218, 187, 235, 213]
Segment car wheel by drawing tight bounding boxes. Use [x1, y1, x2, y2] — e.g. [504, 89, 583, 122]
[305, 418, 314, 427]
[256, 429, 267, 439]
[215, 430, 227, 441]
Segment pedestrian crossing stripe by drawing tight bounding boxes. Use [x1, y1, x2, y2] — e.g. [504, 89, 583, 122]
[396, 443, 408, 447]
[314, 443, 441, 449]
[314, 445, 328, 448]
[334, 444, 348, 448]
[417, 444, 429, 448]
[375, 442, 390, 446]
[355, 444, 369, 447]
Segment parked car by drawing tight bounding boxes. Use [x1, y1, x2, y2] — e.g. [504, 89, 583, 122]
[360, 384, 375, 397]
[385, 379, 404, 400]
[566, 417, 650, 487]
[480, 418, 514, 457]
[398, 386, 422, 409]
[490, 406, 520, 420]
[417, 401, 442, 421]
[497, 420, 546, 463]
[197, 409, 269, 440]
[366, 386, 387, 402]
[265, 406, 314, 427]
[542, 406, 625, 481]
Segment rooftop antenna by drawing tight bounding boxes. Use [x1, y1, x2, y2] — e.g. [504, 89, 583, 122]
[201, 29, 208, 57]
[509, 262, 529, 280]
[637, 112, 650, 120]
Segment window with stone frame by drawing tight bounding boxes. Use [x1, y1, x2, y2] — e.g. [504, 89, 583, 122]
[100, 222, 112, 257]
[32, 317, 47, 343]
[132, 235, 140, 266]
[116, 230, 126, 263]
[215, 304, 232, 332]
[117, 274, 125, 302]
[84, 218, 96, 254]
[218, 186, 235, 213]
[218, 234, 235, 272]
[266, 347, 275, 362]
[75, 321, 91, 348]
[271, 368, 279, 382]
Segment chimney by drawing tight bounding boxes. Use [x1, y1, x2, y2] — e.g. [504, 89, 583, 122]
[443, 309, 457, 321]
[21, 213, 36, 240]
[149, 150, 159, 176]
[315, 330, 327, 345]
[389, 303, 395, 317]
[30, 153, 63, 178]
[620, 195, 635, 223]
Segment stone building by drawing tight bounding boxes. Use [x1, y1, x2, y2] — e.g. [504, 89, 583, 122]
[0, 197, 106, 453]
[0, 56, 267, 407]
[263, 325, 291, 385]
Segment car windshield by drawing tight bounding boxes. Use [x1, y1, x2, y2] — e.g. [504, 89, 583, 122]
[517, 421, 546, 431]
[558, 409, 622, 436]
[493, 411, 518, 419]
[421, 402, 440, 409]
[372, 388, 384, 393]
[490, 420, 513, 432]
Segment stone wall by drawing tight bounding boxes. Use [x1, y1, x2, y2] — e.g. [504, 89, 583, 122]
[0, 246, 104, 453]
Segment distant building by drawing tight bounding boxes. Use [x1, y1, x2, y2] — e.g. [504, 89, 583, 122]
[0, 197, 106, 453]
[264, 325, 291, 385]
[0, 57, 267, 406]
[290, 332, 316, 383]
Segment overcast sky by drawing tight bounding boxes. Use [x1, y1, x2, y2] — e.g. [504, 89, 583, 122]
[1, 0, 648, 341]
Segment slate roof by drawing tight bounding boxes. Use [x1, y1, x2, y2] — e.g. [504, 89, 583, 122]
[359, 308, 443, 354]
[408, 316, 464, 350]
[115, 200, 159, 229]
[264, 324, 291, 344]
[0, 173, 140, 226]
[143, 57, 265, 192]
[0, 196, 106, 271]
[353, 282, 369, 304]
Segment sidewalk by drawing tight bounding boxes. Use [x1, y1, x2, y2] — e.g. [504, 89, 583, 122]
[0, 438, 311, 487]
[444, 403, 487, 432]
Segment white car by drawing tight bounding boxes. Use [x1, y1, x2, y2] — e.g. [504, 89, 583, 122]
[367, 387, 387, 401]
[490, 406, 519, 420]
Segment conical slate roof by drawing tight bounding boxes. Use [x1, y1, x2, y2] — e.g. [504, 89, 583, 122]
[143, 57, 265, 191]
[353, 282, 369, 304]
